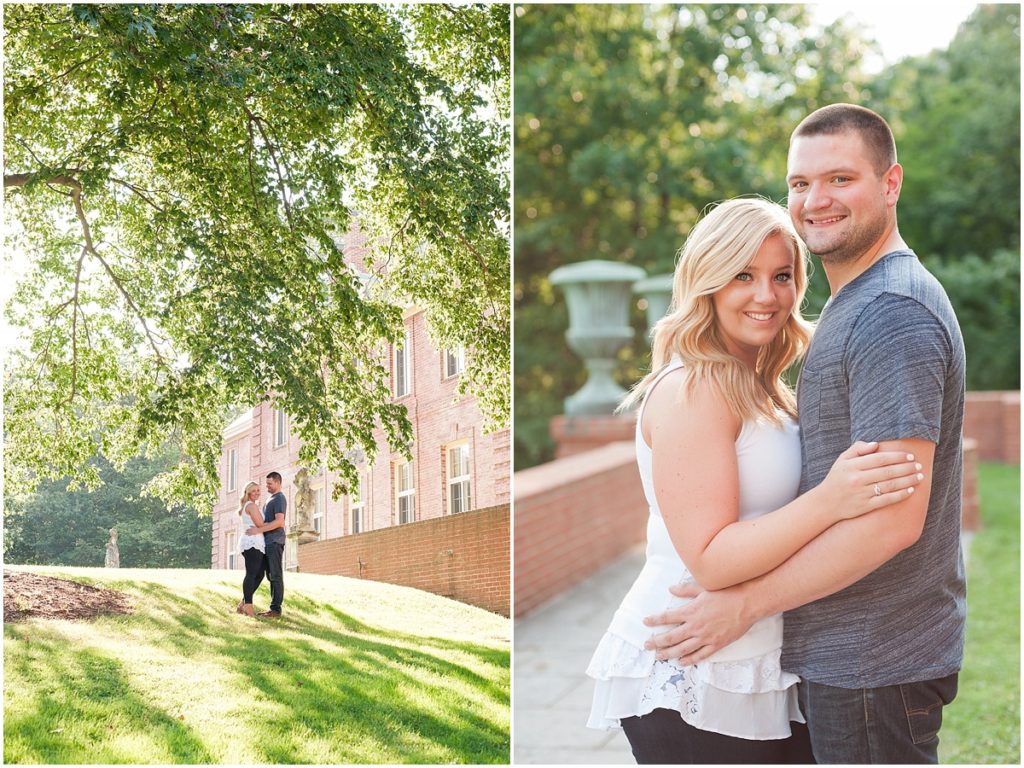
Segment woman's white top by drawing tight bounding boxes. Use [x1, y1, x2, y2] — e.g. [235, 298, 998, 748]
[238, 503, 266, 554]
[586, 358, 804, 740]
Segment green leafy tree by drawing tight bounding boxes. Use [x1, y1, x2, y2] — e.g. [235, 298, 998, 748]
[513, 4, 878, 468]
[4, 449, 212, 567]
[4, 3, 510, 510]
[926, 249, 1020, 391]
[880, 4, 1021, 265]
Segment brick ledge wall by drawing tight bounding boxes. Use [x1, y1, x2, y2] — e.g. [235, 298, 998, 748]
[514, 441, 646, 617]
[298, 504, 510, 616]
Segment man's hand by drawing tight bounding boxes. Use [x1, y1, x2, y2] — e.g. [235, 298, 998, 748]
[246, 526, 260, 536]
[642, 583, 754, 664]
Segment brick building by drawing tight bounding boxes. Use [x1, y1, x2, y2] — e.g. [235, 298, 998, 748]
[210, 228, 510, 576]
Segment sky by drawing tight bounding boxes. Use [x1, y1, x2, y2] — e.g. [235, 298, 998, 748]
[809, 1, 981, 69]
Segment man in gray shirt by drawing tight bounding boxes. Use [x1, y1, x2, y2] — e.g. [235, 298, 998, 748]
[644, 104, 966, 763]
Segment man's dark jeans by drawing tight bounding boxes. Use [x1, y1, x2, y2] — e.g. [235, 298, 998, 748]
[799, 673, 958, 764]
[264, 540, 285, 613]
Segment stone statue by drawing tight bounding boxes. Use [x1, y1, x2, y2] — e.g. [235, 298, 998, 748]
[293, 467, 314, 531]
[104, 528, 120, 568]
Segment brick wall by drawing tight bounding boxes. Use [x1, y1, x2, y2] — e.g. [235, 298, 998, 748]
[297, 504, 510, 616]
[549, 414, 635, 458]
[963, 391, 1020, 463]
[514, 441, 646, 617]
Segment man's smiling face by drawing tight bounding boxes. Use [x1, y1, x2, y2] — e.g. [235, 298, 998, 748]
[786, 130, 892, 265]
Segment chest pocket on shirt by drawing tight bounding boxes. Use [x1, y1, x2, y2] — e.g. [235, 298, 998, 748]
[797, 365, 850, 434]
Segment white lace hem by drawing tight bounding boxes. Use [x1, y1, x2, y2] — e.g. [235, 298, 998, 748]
[238, 533, 265, 554]
[586, 631, 803, 740]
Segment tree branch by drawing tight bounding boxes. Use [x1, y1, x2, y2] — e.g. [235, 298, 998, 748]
[65, 248, 86, 406]
[6, 171, 169, 368]
[244, 105, 294, 228]
[109, 177, 166, 213]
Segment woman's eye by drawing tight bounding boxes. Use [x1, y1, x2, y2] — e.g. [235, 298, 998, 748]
[735, 272, 752, 282]
[775, 273, 793, 283]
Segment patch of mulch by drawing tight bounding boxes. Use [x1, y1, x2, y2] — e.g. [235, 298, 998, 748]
[3, 570, 134, 623]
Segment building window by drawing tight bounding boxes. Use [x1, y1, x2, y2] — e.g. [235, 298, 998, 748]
[395, 460, 416, 524]
[394, 328, 411, 398]
[350, 471, 366, 534]
[447, 442, 472, 515]
[274, 409, 288, 448]
[306, 485, 323, 539]
[227, 448, 238, 492]
[444, 346, 465, 378]
[226, 532, 238, 570]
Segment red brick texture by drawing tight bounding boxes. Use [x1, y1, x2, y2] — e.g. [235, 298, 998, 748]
[549, 414, 636, 459]
[963, 391, 1020, 463]
[297, 504, 510, 616]
[514, 441, 646, 617]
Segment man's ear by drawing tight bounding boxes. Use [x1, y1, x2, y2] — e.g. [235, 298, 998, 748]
[883, 162, 903, 206]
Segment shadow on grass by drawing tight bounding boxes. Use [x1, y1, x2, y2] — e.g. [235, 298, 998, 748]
[4, 624, 214, 764]
[57, 578, 510, 763]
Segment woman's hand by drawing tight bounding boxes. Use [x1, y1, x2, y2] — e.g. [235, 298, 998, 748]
[822, 440, 925, 520]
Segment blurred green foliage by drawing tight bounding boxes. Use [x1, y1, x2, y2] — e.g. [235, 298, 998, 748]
[4, 447, 212, 568]
[514, 4, 1020, 469]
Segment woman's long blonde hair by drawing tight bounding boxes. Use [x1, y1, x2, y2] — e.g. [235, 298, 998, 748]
[621, 197, 813, 423]
[237, 481, 259, 516]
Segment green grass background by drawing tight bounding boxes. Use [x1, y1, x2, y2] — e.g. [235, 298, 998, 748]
[942, 462, 1020, 764]
[4, 568, 509, 764]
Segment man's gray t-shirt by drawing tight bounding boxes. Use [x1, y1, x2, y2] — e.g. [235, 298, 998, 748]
[263, 492, 287, 545]
[782, 250, 967, 688]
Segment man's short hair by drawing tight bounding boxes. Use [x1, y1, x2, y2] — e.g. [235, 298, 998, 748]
[791, 103, 897, 175]
[266, 471, 283, 483]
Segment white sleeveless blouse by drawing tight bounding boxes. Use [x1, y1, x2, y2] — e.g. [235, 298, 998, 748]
[586, 358, 805, 739]
[238, 503, 266, 554]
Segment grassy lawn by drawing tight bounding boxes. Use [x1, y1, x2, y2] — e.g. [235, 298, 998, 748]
[942, 462, 1020, 764]
[4, 568, 509, 764]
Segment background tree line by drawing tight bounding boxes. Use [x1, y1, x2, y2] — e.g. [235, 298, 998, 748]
[4, 448, 212, 568]
[514, 3, 1020, 469]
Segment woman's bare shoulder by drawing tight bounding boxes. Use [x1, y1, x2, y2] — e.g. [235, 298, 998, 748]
[643, 367, 738, 442]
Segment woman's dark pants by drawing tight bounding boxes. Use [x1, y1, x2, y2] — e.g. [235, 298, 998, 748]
[241, 547, 265, 603]
[621, 707, 816, 764]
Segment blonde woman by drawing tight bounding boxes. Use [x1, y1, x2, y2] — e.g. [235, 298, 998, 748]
[235, 481, 265, 617]
[586, 198, 926, 763]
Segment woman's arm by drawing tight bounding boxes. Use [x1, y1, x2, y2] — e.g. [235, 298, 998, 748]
[649, 372, 921, 591]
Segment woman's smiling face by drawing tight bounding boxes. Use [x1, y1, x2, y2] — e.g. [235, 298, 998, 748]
[712, 233, 798, 368]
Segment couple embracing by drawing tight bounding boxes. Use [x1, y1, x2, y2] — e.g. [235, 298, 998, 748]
[587, 104, 966, 764]
[235, 471, 287, 618]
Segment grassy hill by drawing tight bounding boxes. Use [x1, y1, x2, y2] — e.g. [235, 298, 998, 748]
[3, 567, 509, 764]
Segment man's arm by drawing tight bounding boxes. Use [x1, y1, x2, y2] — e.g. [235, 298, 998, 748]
[644, 437, 935, 663]
[247, 496, 287, 535]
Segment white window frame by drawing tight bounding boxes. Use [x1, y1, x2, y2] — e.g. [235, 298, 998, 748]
[444, 346, 465, 379]
[274, 408, 288, 448]
[227, 448, 238, 492]
[312, 484, 325, 539]
[395, 460, 416, 524]
[226, 532, 238, 570]
[350, 471, 367, 534]
[394, 328, 411, 398]
[446, 442, 472, 515]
